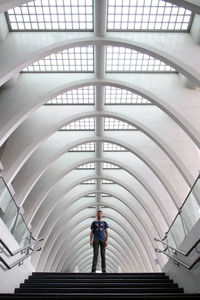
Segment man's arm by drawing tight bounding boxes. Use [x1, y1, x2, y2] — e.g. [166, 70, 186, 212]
[90, 229, 93, 246]
[105, 228, 108, 246]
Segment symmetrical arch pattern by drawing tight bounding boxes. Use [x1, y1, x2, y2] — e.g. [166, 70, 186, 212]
[0, 0, 200, 273]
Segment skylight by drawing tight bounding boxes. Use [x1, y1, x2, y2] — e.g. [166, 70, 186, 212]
[81, 179, 96, 184]
[103, 163, 120, 169]
[104, 117, 137, 130]
[23, 46, 94, 72]
[69, 142, 95, 152]
[102, 179, 115, 184]
[60, 118, 95, 131]
[105, 86, 151, 104]
[7, 0, 93, 31]
[106, 46, 175, 72]
[76, 163, 95, 169]
[46, 86, 95, 105]
[102, 193, 112, 197]
[103, 142, 127, 152]
[107, 0, 192, 31]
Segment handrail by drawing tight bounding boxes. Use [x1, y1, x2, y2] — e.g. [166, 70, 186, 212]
[0, 177, 31, 240]
[154, 237, 200, 257]
[0, 237, 44, 256]
[164, 175, 200, 238]
[0, 247, 42, 270]
[155, 248, 200, 270]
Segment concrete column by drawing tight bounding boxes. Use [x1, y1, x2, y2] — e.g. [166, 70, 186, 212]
[0, 13, 9, 42]
[191, 14, 200, 45]
[94, 0, 107, 211]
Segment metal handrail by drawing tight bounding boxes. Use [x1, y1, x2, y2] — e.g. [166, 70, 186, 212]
[0, 247, 42, 270]
[0, 237, 44, 256]
[154, 237, 200, 257]
[155, 248, 200, 270]
[163, 175, 200, 239]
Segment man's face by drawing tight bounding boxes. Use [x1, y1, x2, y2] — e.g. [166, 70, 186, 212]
[97, 211, 102, 219]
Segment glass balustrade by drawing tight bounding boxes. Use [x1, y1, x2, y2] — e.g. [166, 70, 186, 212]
[166, 175, 200, 249]
[0, 177, 31, 247]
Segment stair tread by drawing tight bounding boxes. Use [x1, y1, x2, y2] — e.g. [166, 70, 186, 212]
[15, 288, 183, 293]
[25, 279, 173, 284]
[1, 293, 200, 299]
[21, 283, 176, 287]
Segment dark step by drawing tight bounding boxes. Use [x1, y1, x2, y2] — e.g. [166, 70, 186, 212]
[30, 273, 168, 279]
[15, 287, 183, 294]
[25, 278, 173, 284]
[32, 272, 167, 276]
[2, 293, 200, 299]
[20, 283, 178, 289]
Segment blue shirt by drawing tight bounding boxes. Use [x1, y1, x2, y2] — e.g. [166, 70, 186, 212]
[91, 221, 109, 241]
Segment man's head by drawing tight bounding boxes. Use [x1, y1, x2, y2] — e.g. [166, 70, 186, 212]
[97, 210, 103, 220]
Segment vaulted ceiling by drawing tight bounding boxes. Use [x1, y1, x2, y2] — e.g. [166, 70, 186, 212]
[0, 0, 200, 273]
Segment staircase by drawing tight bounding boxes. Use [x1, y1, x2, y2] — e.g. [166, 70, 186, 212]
[0, 272, 200, 299]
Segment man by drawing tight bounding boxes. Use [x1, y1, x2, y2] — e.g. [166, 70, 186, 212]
[90, 210, 109, 273]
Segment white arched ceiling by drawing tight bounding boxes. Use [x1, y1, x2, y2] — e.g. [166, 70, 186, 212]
[0, 0, 200, 273]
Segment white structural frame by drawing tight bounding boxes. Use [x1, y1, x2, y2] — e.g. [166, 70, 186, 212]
[0, 0, 200, 273]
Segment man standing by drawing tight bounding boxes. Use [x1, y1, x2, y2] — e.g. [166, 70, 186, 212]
[90, 210, 109, 273]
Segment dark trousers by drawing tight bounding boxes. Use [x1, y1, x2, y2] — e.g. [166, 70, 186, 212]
[92, 240, 106, 272]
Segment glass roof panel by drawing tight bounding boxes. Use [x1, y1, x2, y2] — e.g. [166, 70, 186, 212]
[46, 86, 95, 105]
[60, 118, 95, 131]
[103, 163, 120, 169]
[76, 163, 95, 169]
[102, 179, 115, 184]
[104, 117, 137, 130]
[70, 142, 95, 152]
[103, 142, 127, 152]
[7, 0, 93, 31]
[102, 193, 112, 197]
[23, 46, 94, 72]
[105, 86, 151, 104]
[107, 0, 192, 31]
[106, 46, 175, 72]
[81, 179, 96, 184]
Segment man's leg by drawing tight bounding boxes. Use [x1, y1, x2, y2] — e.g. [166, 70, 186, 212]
[91, 240, 99, 272]
[100, 240, 106, 273]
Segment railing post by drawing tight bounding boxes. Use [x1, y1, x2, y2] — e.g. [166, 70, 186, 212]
[179, 209, 188, 237]
[26, 232, 33, 255]
[11, 207, 20, 235]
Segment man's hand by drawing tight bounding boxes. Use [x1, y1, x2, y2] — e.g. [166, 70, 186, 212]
[90, 240, 93, 246]
[105, 240, 108, 247]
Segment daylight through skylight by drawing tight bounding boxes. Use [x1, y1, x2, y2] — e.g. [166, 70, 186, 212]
[105, 86, 151, 104]
[76, 163, 95, 169]
[103, 163, 120, 169]
[7, 0, 93, 31]
[104, 118, 137, 130]
[107, 0, 192, 31]
[103, 142, 127, 152]
[60, 118, 95, 131]
[47, 86, 95, 105]
[81, 179, 96, 184]
[106, 46, 175, 72]
[102, 179, 115, 184]
[23, 46, 94, 72]
[70, 142, 95, 152]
